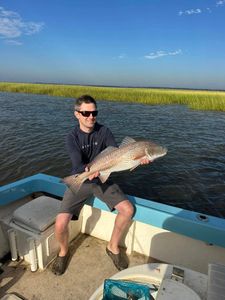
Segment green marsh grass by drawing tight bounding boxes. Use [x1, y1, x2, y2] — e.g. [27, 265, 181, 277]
[0, 82, 225, 111]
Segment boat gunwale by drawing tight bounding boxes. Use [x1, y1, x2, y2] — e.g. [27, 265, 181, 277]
[1, 173, 225, 248]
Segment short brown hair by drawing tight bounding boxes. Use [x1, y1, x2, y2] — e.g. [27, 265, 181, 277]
[74, 95, 97, 111]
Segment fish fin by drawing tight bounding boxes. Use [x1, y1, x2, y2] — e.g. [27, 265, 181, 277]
[130, 165, 140, 171]
[119, 136, 136, 148]
[99, 172, 111, 183]
[99, 146, 117, 155]
[89, 146, 118, 166]
[130, 154, 149, 171]
[62, 174, 85, 194]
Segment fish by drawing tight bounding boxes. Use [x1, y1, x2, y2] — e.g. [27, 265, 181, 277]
[63, 136, 167, 193]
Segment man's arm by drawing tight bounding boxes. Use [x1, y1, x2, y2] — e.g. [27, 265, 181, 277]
[66, 134, 85, 175]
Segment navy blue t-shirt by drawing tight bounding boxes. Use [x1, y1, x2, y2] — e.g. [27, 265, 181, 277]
[66, 122, 117, 175]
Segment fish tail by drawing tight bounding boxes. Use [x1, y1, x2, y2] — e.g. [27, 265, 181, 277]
[62, 173, 86, 194]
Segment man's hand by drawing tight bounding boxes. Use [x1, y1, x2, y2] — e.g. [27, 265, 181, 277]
[140, 158, 151, 165]
[85, 167, 100, 181]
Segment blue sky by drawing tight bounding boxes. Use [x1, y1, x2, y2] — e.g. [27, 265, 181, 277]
[0, 0, 225, 90]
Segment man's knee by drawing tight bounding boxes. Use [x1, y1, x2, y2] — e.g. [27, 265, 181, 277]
[115, 200, 134, 218]
[55, 213, 72, 234]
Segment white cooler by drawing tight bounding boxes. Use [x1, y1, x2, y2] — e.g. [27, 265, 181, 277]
[7, 196, 81, 271]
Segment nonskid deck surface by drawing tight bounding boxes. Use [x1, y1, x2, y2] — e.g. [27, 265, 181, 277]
[0, 234, 155, 300]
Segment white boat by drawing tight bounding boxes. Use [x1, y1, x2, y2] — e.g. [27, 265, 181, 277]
[1, 173, 225, 299]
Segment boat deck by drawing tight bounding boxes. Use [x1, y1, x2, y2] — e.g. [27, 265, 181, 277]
[0, 234, 159, 300]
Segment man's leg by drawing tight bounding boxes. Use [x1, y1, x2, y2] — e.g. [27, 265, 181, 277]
[52, 186, 93, 275]
[55, 212, 72, 256]
[52, 212, 72, 275]
[107, 200, 134, 253]
[93, 183, 134, 270]
[106, 199, 134, 270]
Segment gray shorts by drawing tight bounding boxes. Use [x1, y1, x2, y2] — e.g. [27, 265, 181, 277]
[60, 182, 127, 219]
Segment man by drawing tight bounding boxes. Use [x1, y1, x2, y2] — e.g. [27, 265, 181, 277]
[52, 95, 149, 275]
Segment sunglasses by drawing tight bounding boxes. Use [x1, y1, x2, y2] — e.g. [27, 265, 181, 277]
[76, 110, 98, 117]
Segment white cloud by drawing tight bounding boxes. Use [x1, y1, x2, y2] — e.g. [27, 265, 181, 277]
[178, 8, 202, 16]
[145, 49, 182, 60]
[4, 39, 22, 46]
[179, 2, 224, 16]
[0, 6, 44, 43]
[216, 0, 225, 6]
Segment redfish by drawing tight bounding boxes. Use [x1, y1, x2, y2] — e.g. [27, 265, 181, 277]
[63, 137, 167, 193]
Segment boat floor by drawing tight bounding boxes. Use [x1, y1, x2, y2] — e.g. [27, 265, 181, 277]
[0, 234, 160, 300]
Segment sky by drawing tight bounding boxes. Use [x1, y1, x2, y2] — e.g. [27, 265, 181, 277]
[0, 0, 225, 90]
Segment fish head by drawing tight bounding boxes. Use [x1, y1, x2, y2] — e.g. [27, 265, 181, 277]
[145, 142, 167, 161]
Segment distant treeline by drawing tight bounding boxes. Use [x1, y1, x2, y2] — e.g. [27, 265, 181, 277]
[0, 82, 225, 111]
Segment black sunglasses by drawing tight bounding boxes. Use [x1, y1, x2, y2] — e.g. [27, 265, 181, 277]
[76, 110, 98, 117]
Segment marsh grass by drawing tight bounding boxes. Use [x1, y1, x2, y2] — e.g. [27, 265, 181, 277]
[0, 82, 225, 111]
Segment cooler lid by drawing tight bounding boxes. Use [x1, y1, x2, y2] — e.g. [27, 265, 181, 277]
[207, 263, 225, 300]
[12, 196, 61, 232]
[157, 279, 201, 300]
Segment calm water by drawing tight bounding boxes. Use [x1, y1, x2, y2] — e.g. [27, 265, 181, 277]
[1, 92, 225, 218]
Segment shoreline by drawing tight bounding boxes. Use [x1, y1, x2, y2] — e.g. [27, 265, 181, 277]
[0, 81, 225, 112]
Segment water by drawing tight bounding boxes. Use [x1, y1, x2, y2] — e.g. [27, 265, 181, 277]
[1, 92, 225, 218]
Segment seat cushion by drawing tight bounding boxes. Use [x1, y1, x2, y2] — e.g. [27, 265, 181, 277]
[12, 196, 61, 232]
